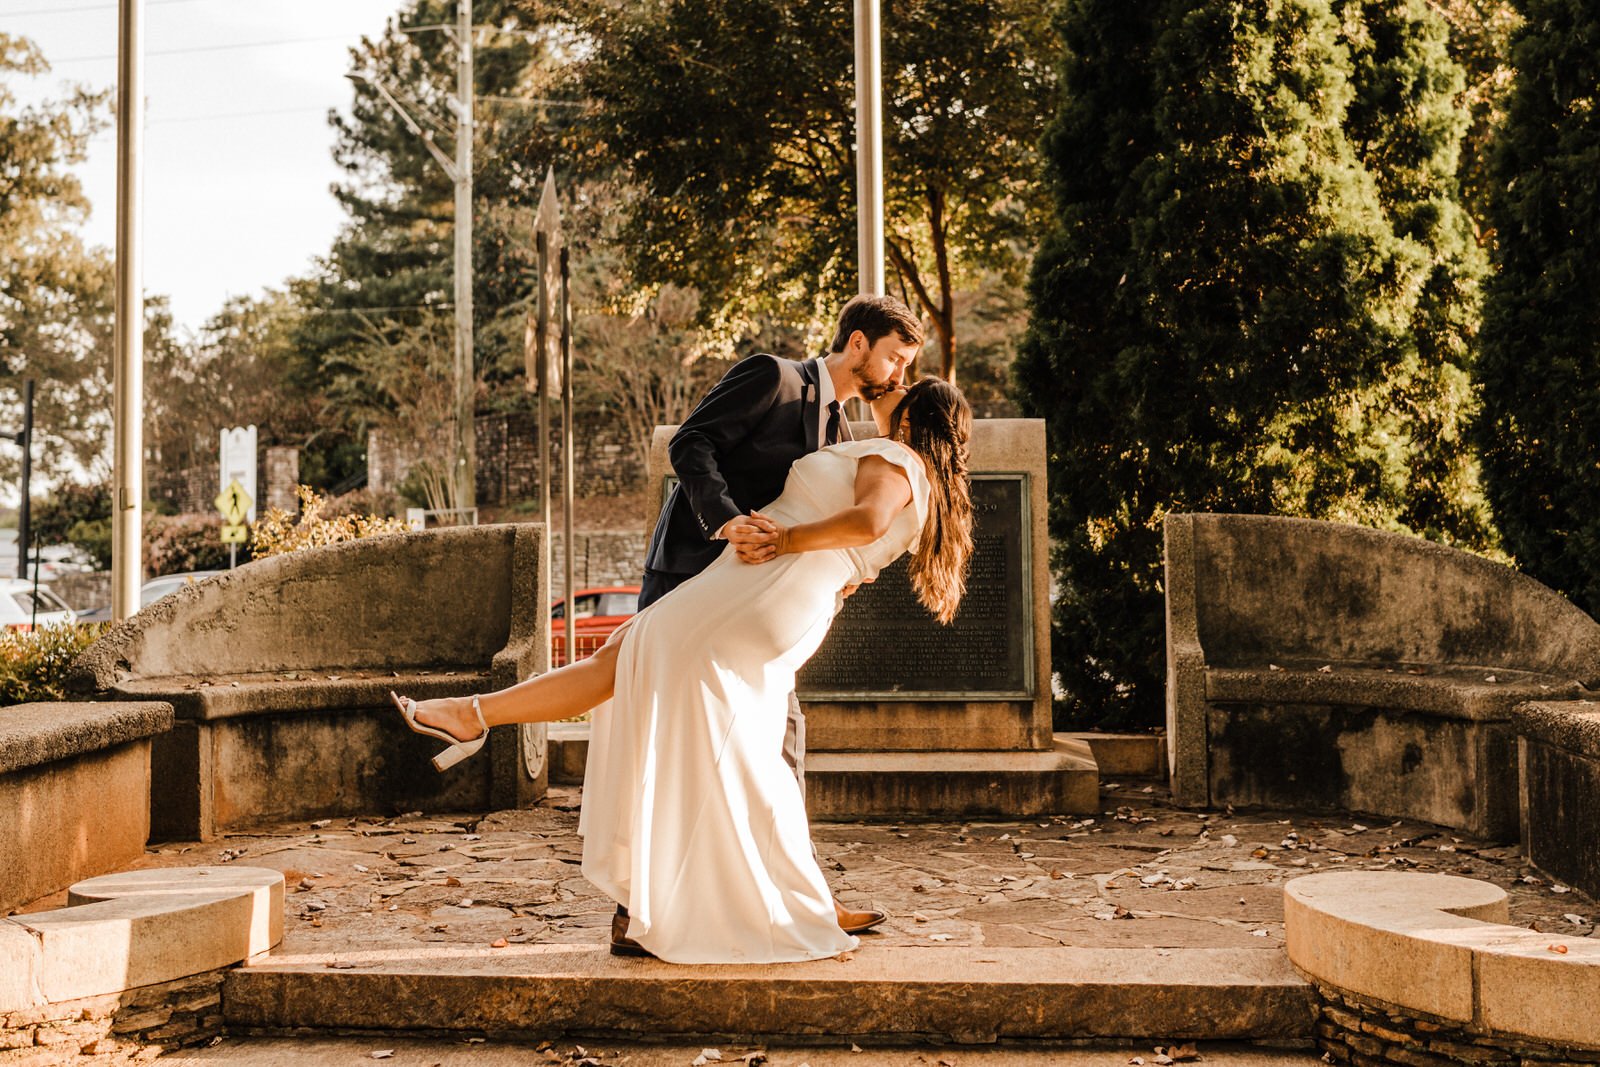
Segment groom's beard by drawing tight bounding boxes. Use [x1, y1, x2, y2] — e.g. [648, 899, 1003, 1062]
[854, 368, 898, 402]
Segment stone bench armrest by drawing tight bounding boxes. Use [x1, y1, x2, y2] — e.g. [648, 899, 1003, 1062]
[0, 702, 174, 777]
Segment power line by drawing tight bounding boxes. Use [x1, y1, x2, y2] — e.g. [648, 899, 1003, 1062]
[5, 0, 201, 17]
[50, 33, 359, 64]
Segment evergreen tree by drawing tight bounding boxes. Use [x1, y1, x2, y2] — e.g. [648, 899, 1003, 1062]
[1015, 0, 1488, 727]
[1475, 0, 1600, 613]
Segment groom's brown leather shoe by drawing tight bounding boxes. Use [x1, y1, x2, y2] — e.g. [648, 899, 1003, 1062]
[836, 901, 887, 934]
[610, 905, 653, 958]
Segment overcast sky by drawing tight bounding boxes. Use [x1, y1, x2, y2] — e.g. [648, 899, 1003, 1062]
[5, 0, 402, 332]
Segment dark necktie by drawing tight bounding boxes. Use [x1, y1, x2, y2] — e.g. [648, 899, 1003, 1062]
[824, 400, 842, 446]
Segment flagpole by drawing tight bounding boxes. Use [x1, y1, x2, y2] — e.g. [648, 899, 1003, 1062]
[854, 0, 884, 296]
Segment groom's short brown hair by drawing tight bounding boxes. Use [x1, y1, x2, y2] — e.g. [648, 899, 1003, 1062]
[829, 294, 924, 353]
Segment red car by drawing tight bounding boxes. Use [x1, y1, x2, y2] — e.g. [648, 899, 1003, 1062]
[551, 585, 640, 667]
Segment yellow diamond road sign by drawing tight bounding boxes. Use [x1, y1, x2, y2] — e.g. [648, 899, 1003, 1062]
[215, 479, 252, 526]
[220, 523, 248, 544]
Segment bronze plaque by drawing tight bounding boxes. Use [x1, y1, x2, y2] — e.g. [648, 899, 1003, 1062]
[797, 474, 1032, 700]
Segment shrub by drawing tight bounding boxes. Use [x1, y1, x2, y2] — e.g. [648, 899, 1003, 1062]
[0, 623, 106, 707]
[145, 513, 249, 576]
[251, 485, 410, 560]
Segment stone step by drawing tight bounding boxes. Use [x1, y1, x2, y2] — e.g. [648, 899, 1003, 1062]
[807, 736, 1100, 817]
[223, 945, 1315, 1043]
[551, 725, 1104, 817]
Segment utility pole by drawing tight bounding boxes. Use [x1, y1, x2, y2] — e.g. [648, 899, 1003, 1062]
[854, 0, 884, 296]
[452, 0, 476, 511]
[348, 0, 476, 513]
[113, 0, 145, 620]
[5, 380, 34, 580]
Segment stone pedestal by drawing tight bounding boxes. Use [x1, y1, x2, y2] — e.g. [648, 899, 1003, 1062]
[648, 416, 1096, 816]
[264, 446, 300, 514]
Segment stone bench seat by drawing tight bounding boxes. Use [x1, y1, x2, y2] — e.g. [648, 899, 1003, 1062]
[109, 668, 492, 721]
[1204, 660, 1587, 721]
[1165, 514, 1600, 840]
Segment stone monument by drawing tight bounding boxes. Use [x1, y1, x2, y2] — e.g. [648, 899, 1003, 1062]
[647, 416, 1095, 817]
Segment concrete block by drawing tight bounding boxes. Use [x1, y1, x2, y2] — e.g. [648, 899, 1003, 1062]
[0, 921, 43, 1014]
[10, 867, 283, 1004]
[806, 737, 1098, 818]
[1284, 872, 1506, 1023]
[1286, 870, 1600, 1052]
[1062, 731, 1167, 777]
[0, 737, 156, 913]
[1515, 701, 1600, 899]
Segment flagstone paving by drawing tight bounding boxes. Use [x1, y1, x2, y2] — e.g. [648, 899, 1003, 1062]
[30, 783, 1595, 955]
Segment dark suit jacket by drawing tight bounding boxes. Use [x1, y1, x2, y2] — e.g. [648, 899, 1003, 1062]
[644, 353, 849, 582]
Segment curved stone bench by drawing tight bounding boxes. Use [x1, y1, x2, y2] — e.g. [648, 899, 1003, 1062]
[1164, 513, 1600, 838]
[0, 701, 173, 912]
[1, 866, 282, 1053]
[66, 524, 550, 841]
[1284, 871, 1600, 1057]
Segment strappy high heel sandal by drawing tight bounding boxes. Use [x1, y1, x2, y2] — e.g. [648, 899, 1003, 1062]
[390, 690, 489, 771]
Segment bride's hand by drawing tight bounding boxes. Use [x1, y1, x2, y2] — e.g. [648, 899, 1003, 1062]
[729, 510, 787, 564]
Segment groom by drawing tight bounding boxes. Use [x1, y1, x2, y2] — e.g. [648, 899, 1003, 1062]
[614, 294, 922, 954]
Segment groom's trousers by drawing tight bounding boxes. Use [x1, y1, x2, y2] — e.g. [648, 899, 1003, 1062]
[639, 566, 810, 800]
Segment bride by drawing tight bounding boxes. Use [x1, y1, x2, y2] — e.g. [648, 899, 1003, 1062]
[391, 376, 973, 963]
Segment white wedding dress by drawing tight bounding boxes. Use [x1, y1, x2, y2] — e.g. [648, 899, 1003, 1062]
[579, 438, 930, 964]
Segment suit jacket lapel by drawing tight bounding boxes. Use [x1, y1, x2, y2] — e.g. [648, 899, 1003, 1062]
[801, 358, 821, 453]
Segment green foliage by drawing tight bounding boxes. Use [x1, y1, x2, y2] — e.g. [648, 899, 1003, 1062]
[1474, 0, 1600, 613]
[30, 483, 110, 547]
[553, 0, 1056, 379]
[0, 34, 115, 485]
[1014, 0, 1491, 728]
[0, 623, 105, 707]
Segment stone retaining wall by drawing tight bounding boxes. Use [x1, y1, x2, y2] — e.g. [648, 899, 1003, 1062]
[551, 530, 645, 600]
[0, 967, 228, 1064]
[1313, 984, 1600, 1065]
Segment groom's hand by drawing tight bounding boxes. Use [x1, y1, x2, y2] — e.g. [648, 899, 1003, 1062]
[729, 511, 785, 563]
[727, 512, 782, 563]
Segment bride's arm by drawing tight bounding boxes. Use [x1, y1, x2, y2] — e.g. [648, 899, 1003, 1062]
[729, 456, 912, 563]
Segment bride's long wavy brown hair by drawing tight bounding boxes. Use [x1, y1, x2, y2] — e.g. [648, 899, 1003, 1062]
[891, 377, 974, 625]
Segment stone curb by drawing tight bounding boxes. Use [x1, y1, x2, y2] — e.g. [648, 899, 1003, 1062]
[0, 866, 284, 1014]
[1284, 870, 1600, 1051]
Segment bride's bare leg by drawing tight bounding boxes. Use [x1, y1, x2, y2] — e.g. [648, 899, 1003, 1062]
[408, 622, 629, 741]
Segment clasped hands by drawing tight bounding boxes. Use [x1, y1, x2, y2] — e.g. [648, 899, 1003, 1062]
[726, 511, 787, 564]
[727, 511, 865, 598]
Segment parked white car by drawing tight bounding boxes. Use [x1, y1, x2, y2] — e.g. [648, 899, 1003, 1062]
[0, 579, 77, 632]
